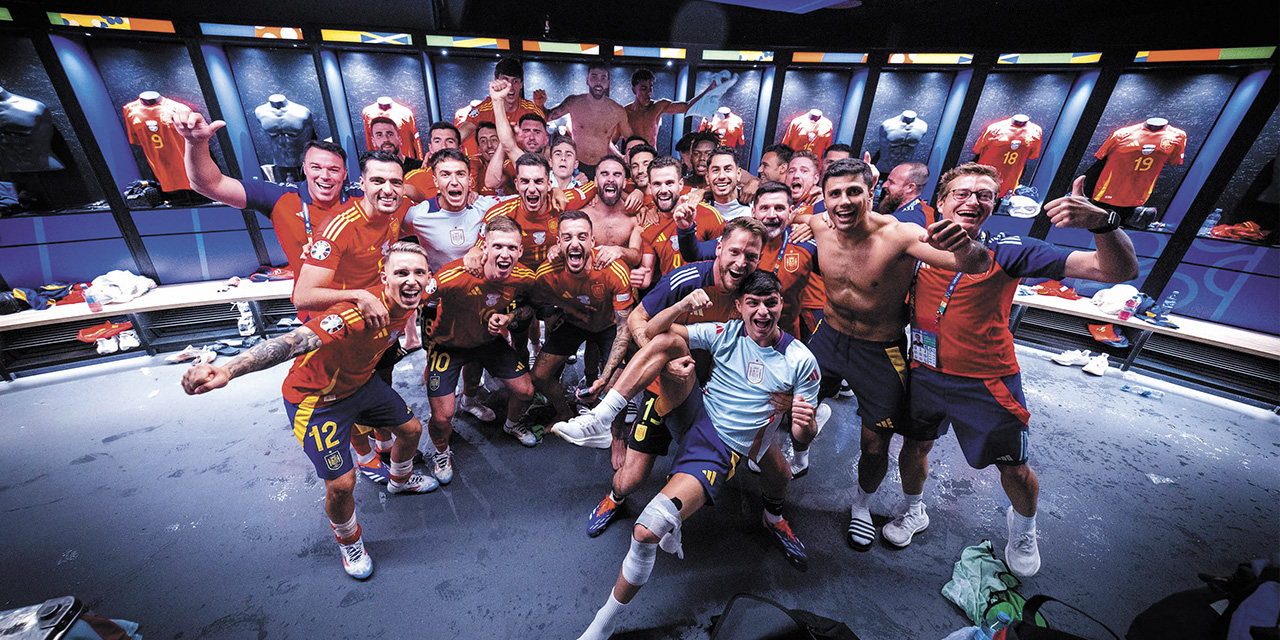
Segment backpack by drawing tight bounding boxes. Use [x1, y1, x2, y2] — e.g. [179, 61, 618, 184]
[995, 595, 1119, 640]
[709, 593, 860, 640]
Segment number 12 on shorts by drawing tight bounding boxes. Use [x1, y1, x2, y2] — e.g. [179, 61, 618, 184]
[309, 421, 341, 451]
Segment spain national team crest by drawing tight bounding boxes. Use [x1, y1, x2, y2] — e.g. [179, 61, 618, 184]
[324, 450, 343, 471]
[145, 120, 159, 132]
[784, 253, 799, 273]
[428, 374, 441, 391]
[486, 293, 501, 307]
[533, 232, 546, 245]
[747, 361, 764, 384]
[592, 283, 605, 300]
[1141, 144, 1156, 156]
[1010, 140, 1021, 150]
[320, 314, 344, 333]
[310, 240, 332, 261]
[449, 227, 465, 246]
[1159, 139, 1174, 152]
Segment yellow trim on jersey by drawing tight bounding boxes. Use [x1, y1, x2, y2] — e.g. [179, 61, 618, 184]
[435, 266, 469, 285]
[292, 395, 320, 444]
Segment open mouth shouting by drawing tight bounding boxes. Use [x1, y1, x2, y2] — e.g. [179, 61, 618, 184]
[723, 264, 749, 288]
[748, 309, 775, 333]
[565, 244, 587, 273]
[654, 190, 676, 213]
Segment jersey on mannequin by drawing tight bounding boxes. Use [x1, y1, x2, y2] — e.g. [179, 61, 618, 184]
[973, 115, 1042, 196]
[875, 110, 928, 174]
[254, 94, 315, 171]
[700, 107, 745, 148]
[0, 87, 65, 173]
[1089, 118, 1187, 208]
[781, 109, 834, 158]
[122, 91, 192, 192]
[362, 97, 422, 159]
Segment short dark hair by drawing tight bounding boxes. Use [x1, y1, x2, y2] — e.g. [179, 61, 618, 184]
[675, 131, 698, 154]
[647, 155, 683, 177]
[691, 131, 719, 149]
[369, 116, 397, 131]
[623, 135, 648, 150]
[550, 133, 577, 152]
[628, 143, 658, 162]
[735, 270, 782, 300]
[427, 121, 461, 145]
[518, 113, 547, 128]
[896, 162, 930, 189]
[820, 157, 876, 191]
[631, 69, 655, 87]
[720, 216, 767, 244]
[430, 148, 470, 171]
[709, 145, 737, 166]
[494, 57, 523, 80]
[486, 215, 523, 237]
[587, 62, 610, 74]
[823, 143, 854, 159]
[514, 152, 551, 177]
[753, 180, 793, 206]
[358, 149, 404, 175]
[558, 209, 592, 229]
[596, 154, 628, 178]
[476, 121, 498, 133]
[300, 139, 347, 166]
[761, 143, 794, 165]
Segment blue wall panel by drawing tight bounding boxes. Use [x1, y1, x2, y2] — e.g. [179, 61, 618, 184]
[261, 228, 288, 268]
[143, 231, 259, 284]
[132, 206, 248, 235]
[1158, 264, 1280, 334]
[44, 239, 138, 283]
[1182, 237, 1280, 277]
[1046, 227, 1170, 259]
[0, 212, 122, 247]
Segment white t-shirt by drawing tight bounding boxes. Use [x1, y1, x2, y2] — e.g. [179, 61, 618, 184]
[404, 194, 504, 269]
[712, 198, 752, 221]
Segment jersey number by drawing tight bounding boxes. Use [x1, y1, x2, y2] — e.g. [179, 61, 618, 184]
[429, 351, 452, 373]
[1002, 151, 1018, 165]
[150, 133, 164, 150]
[309, 421, 341, 451]
[1133, 156, 1154, 172]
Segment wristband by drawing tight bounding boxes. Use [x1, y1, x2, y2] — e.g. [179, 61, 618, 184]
[1088, 209, 1122, 234]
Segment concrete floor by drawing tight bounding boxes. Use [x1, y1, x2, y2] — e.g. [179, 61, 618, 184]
[1, 345, 1276, 639]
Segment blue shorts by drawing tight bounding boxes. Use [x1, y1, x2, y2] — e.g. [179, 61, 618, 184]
[285, 376, 414, 480]
[808, 321, 912, 436]
[800, 308, 824, 342]
[425, 341, 527, 398]
[909, 366, 1030, 469]
[668, 387, 741, 505]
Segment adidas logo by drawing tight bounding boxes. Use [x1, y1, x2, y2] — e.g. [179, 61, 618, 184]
[996, 455, 1015, 462]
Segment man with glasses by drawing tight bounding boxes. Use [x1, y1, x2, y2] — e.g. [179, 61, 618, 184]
[884, 164, 1136, 576]
[797, 158, 991, 553]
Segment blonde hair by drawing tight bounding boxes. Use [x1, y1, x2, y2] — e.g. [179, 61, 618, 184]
[936, 163, 1000, 201]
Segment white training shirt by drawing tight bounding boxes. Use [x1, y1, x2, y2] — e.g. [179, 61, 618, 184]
[404, 194, 505, 269]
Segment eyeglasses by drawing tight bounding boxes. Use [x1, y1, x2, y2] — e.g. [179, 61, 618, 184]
[947, 189, 998, 204]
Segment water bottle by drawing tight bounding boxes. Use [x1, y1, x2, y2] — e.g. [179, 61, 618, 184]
[81, 284, 103, 313]
[972, 612, 1012, 639]
[1157, 291, 1179, 319]
[1198, 209, 1222, 236]
[1117, 295, 1140, 321]
[1121, 384, 1165, 400]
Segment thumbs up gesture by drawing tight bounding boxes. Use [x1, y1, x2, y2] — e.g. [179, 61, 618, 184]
[1044, 176, 1113, 230]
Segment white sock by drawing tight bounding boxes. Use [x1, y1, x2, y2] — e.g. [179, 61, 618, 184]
[355, 448, 377, 465]
[593, 389, 629, 421]
[763, 510, 783, 524]
[330, 513, 359, 540]
[905, 492, 923, 510]
[851, 484, 875, 510]
[388, 458, 413, 480]
[374, 434, 394, 453]
[1011, 507, 1036, 535]
[791, 449, 809, 469]
[579, 591, 626, 640]
[504, 418, 518, 431]
[609, 490, 626, 504]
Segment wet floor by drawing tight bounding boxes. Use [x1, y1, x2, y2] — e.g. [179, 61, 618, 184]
[1, 345, 1276, 639]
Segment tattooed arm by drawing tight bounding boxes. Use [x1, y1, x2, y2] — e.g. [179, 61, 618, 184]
[181, 327, 323, 395]
[580, 308, 632, 402]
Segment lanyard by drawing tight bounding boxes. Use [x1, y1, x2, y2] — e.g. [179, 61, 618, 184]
[770, 227, 792, 275]
[301, 202, 312, 241]
[909, 230, 987, 329]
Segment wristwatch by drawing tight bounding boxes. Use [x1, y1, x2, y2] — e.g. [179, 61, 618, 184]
[1088, 209, 1122, 234]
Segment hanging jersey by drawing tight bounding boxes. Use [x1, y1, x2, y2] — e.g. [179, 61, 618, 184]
[480, 182, 597, 269]
[405, 194, 502, 270]
[242, 178, 353, 277]
[641, 203, 725, 277]
[533, 250, 633, 332]
[303, 200, 408, 291]
[426, 259, 536, 349]
[281, 289, 415, 405]
[973, 118, 1043, 195]
[362, 101, 422, 159]
[781, 114, 834, 159]
[686, 320, 821, 456]
[913, 234, 1073, 378]
[1092, 123, 1187, 207]
[700, 113, 745, 147]
[122, 97, 191, 192]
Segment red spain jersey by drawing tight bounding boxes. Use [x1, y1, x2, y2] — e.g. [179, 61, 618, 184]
[122, 97, 191, 192]
[462, 97, 546, 139]
[700, 113, 745, 147]
[642, 202, 724, 277]
[973, 118, 1043, 195]
[1092, 123, 1187, 207]
[242, 179, 351, 277]
[793, 200, 827, 311]
[303, 199, 408, 290]
[282, 289, 414, 405]
[470, 154, 497, 196]
[362, 100, 422, 159]
[781, 114, 834, 159]
[405, 166, 438, 201]
[480, 182, 597, 269]
[758, 235, 816, 336]
[426, 259, 537, 349]
[534, 250, 633, 332]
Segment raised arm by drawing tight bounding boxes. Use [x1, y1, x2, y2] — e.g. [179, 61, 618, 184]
[1050, 177, 1140, 282]
[182, 326, 322, 394]
[665, 79, 719, 114]
[168, 104, 247, 209]
[902, 219, 992, 274]
[489, 80, 524, 157]
[643, 289, 709, 342]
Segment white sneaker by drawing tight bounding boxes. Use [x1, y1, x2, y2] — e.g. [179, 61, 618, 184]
[882, 502, 929, 548]
[339, 536, 373, 579]
[116, 330, 141, 351]
[551, 411, 612, 448]
[387, 473, 439, 494]
[458, 394, 496, 422]
[95, 336, 119, 354]
[1005, 506, 1041, 577]
[504, 420, 539, 447]
[1082, 353, 1110, 376]
[432, 448, 454, 485]
[165, 345, 212, 364]
[815, 402, 832, 436]
[746, 456, 761, 474]
[1052, 349, 1092, 366]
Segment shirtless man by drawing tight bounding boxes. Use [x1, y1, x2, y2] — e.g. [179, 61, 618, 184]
[624, 69, 718, 147]
[539, 65, 633, 176]
[798, 158, 991, 551]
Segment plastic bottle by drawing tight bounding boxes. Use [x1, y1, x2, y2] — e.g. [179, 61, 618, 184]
[1117, 295, 1140, 321]
[1157, 291, 1180, 318]
[1198, 209, 1222, 236]
[972, 612, 1013, 639]
[1121, 384, 1165, 400]
[81, 284, 103, 313]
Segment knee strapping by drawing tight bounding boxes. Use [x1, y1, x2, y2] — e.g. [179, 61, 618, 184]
[620, 537, 657, 586]
[636, 494, 684, 559]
